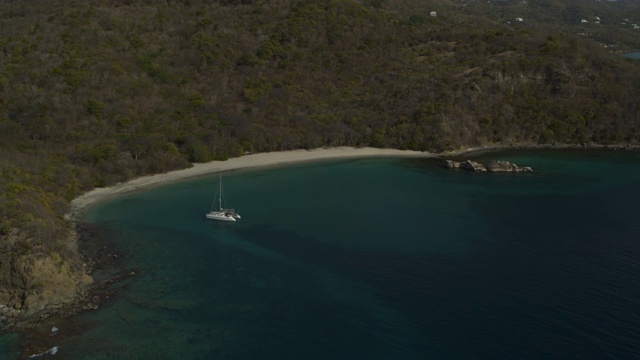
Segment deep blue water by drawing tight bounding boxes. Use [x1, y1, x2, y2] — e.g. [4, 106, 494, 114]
[2, 150, 640, 359]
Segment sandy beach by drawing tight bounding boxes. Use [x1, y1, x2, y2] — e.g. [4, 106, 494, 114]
[69, 142, 640, 217]
[69, 147, 435, 216]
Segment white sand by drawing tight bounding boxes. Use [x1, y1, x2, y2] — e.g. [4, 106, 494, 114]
[69, 147, 435, 215]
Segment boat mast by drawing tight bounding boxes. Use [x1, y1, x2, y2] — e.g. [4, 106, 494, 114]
[218, 174, 223, 211]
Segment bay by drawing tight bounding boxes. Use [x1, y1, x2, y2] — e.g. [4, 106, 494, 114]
[2, 150, 640, 359]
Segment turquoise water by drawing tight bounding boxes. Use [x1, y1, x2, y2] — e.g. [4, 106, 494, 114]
[0, 333, 19, 359]
[3, 150, 640, 359]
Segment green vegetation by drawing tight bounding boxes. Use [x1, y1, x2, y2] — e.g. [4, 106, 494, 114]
[1, 0, 640, 260]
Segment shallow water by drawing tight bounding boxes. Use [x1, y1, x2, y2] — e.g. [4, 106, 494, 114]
[2, 150, 640, 359]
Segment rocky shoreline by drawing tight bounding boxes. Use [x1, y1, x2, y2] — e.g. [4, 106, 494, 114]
[440, 141, 640, 172]
[443, 159, 533, 172]
[442, 142, 640, 157]
[0, 221, 137, 358]
[15, 267, 137, 358]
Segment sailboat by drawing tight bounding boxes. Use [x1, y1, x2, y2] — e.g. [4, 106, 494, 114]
[206, 174, 241, 222]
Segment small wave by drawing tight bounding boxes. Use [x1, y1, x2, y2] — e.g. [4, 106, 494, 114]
[28, 346, 58, 358]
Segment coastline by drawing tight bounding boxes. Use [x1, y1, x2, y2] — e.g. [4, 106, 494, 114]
[441, 142, 640, 157]
[4, 146, 436, 338]
[69, 147, 434, 219]
[9, 143, 640, 356]
[69, 143, 640, 219]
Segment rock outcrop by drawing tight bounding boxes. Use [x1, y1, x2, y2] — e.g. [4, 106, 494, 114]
[0, 230, 93, 326]
[443, 159, 533, 172]
[460, 160, 487, 172]
[444, 159, 487, 170]
[487, 160, 533, 172]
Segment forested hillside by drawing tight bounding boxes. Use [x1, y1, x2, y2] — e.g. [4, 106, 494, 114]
[1, 0, 640, 318]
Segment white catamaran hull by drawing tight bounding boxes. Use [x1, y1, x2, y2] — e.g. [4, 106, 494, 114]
[222, 209, 241, 219]
[206, 211, 236, 222]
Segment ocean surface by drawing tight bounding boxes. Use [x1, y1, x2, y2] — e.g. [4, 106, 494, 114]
[2, 149, 640, 359]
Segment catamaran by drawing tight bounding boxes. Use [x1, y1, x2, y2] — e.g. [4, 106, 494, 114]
[206, 175, 241, 222]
